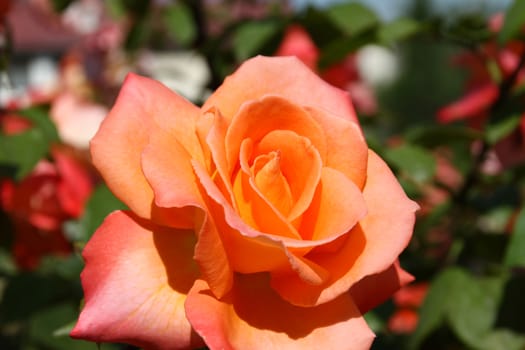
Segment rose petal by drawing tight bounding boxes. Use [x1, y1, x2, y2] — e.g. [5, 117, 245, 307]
[306, 106, 368, 189]
[141, 127, 205, 228]
[298, 167, 367, 241]
[185, 275, 374, 350]
[193, 209, 234, 299]
[225, 95, 327, 176]
[193, 161, 291, 273]
[271, 151, 418, 306]
[70, 211, 203, 350]
[204, 56, 357, 123]
[349, 262, 414, 314]
[90, 73, 202, 223]
[232, 169, 301, 239]
[253, 129, 323, 221]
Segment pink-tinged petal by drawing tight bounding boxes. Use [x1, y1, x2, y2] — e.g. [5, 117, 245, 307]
[437, 83, 498, 123]
[141, 127, 205, 228]
[225, 95, 327, 175]
[203, 56, 357, 123]
[271, 151, 418, 307]
[349, 262, 414, 314]
[185, 275, 374, 350]
[71, 211, 203, 350]
[90, 73, 202, 222]
[275, 25, 320, 70]
[306, 106, 368, 189]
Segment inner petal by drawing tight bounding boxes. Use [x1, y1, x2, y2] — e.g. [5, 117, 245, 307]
[252, 151, 294, 217]
[254, 130, 322, 221]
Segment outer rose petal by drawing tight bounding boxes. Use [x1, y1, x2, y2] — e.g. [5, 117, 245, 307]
[203, 56, 357, 123]
[185, 275, 374, 350]
[71, 211, 203, 350]
[271, 151, 418, 306]
[349, 262, 414, 314]
[90, 73, 203, 226]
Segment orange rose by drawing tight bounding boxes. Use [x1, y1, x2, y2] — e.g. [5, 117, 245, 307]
[71, 56, 418, 349]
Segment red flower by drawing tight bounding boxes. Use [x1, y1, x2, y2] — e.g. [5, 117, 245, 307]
[1, 148, 93, 269]
[388, 283, 428, 334]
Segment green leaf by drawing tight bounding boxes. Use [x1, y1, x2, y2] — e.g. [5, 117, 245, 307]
[384, 143, 437, 183]
[325, 2, 378, 36]
[504, 207, 525, 267]
[318, 32, 375, 68]
[232, 20, 281, 61]
[76, 184, 127, 243]
[28, 303, 99, 350]
[0, 129, 48, 180]
[447, 274, 507, 349]
[409, 268, 464, 350]
[486, 114, 522, 145]
[50, 0, 74, 12]
[0, 107, 59, 179]
[17, 107, 59, 143]
[406, 125, 482, 147]
[162, 3, 197, 47]
[498, 0, 525, 44]
[377, 18, 421, 44]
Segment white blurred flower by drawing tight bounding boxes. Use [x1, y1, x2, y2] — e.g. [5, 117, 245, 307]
[62, 0, 103, 34]
[27, 56, 59, 93]
[138, 51, 211, 102]
[356, 44, 400, 87]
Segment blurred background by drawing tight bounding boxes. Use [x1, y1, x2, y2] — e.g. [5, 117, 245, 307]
[1, 0, 525, 349]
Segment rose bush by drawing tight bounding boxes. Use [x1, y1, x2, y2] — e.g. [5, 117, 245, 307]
[71, 56, 418, 349]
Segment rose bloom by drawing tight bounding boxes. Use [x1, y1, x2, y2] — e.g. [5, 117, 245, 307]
[1, 146, 93, 269]
[71, 56, 418, 349]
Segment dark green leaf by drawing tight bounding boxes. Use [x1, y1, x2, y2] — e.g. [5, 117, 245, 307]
[385, 143, 437, 183]
[125, 18, 152, 51]
[504, 207, 525, 267]
[76, 184, 127, 243]
[162, 3, 197, 46]
[0, 129, 48, 180]
[377, 18, 421, 44]
[318, 32, 375, 68]
[0, 274, 75, 322]
[325, 2, 378, 36]
[50, 0, 74, 12]
[447, 274, 506, 349]
[232, 21, 281, 61]
[406, 125, 482, 147]
[498, 0, 525, 44]
[409, 268, 464, 350]
[28, 303, 98, 350]
[17, 107, 59, 143]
